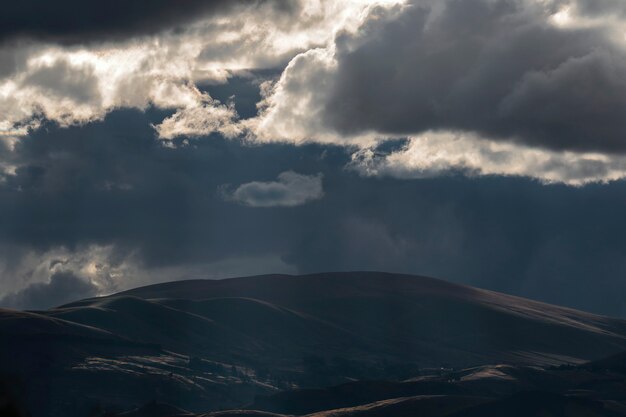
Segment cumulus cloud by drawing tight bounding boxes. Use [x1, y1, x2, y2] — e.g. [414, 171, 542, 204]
[0, 46, 217, 134]
[350, 131, 626, 186]
[0, 0, 391, 141]
[259, 0, 626, 152]
[246, 0, 626, 183]
[154, 96, 242, 140]
[0, 271, 99, 310]
[229, 171, 324, 207]
[248, 48, 355, 144]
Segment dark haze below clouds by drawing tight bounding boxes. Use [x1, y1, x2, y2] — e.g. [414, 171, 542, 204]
[0, 271, 98, 310]
[1, 95, 626, 316]
[0, 0, 294, 43]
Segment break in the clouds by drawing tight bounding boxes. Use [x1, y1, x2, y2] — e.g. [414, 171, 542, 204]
[229, 171, 324, 207]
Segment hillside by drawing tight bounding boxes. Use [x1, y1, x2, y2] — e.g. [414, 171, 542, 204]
[92, 272, 626, 366]
[3, 272, 626, 416]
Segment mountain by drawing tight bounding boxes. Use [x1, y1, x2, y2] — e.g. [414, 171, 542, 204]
[95, 272, 626, 366]
[2, 272, 626, 416]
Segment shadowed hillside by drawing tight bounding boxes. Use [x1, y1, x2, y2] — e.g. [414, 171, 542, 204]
[109, 272, 626, 366]
[3, 272, 626, 416]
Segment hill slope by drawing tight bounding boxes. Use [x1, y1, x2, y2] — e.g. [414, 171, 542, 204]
[3, 271, 626, 416]
[90, 272, 626, 366]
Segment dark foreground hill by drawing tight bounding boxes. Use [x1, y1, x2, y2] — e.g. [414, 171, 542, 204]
[3, 272, 626, 416]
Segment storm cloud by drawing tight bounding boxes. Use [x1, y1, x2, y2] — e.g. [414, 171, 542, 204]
[257, 0, 626, 154]
[0, 0, 294, 43]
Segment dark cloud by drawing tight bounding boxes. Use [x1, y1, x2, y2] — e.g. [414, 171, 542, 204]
[0, 0, 294, 43]
[317, 0, 626, 153]
[0, 271, 98, 310]
[0, 106, 334, 267]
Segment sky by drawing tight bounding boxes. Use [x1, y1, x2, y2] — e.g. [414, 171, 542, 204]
[1, 0, 626, 315]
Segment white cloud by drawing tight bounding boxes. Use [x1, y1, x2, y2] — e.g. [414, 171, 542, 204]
[229, 171, 324, 207]
[350, 131, 626, 186]
[154, 94, 242, 140]
[246, 47, 340, 144]
[0, 0, 399, 142]
[246, 2, 406, 146]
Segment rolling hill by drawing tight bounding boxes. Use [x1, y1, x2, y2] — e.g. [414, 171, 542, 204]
[3, 272, 626, 416]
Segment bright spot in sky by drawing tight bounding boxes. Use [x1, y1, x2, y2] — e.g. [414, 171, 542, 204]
[551, 7, 572, 27]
